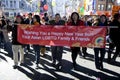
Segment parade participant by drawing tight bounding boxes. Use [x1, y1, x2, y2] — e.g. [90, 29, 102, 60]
[108, 13, 120, 62]
[93, 15, 108, 70]
[39, 13, 49, 56]
[32, 15, 41, 67]
[0, 18, 6, 49]
[49, 13, 65, 70]
[0, 20, 13, 59]
[24, 13, 33, 53]
[12, 15, 25, 69]
[67, 12, 85, 69]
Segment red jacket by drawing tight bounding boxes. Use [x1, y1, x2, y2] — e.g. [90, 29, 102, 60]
[67, 20, 85, 48]
[67, 20, 85, 26]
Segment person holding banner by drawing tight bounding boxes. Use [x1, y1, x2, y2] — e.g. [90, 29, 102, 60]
[32, 15, 41, 68]
[93, 15, 108, 70]
[12, 15, 25, 69]
[49, 13, 65, 70]
[24, 13, 33, 53]
[67, 12, 86, 69]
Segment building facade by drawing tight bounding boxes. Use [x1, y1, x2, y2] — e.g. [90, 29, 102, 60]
[1, 0, 38, 17]
[84, 0, 117, 15]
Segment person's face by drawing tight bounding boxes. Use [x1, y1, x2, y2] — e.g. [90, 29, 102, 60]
[16, 17, 22, 23]
[72, 13, 78, 21]
[100, 16, 106, 23]
[55, 15, 60, 22]
[33, 17, 37, 23]
[28, 14, 32, 19]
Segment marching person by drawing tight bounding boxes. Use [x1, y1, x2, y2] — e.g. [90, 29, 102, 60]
[67, 12, 85, 69]
[12, 15, 25, 69]
[108, 13, 120, 62]
[24, 13, 33, 53]
[0, 18, 6, 49]
[0, 20, 13, 59]
[32, 15, 41, 67]
[93, 15, 108, 70]
[49, 13, 65, 70]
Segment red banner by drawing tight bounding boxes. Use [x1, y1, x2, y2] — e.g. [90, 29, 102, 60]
[17, 25, 107, 48]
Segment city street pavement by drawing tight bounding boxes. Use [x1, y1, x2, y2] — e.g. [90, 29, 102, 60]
[0, 46, 120, 80]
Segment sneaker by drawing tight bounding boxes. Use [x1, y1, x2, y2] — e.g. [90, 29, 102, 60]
[56, 65, 62, 70]
[52, 62, 56, 67]
[13, 65, 18, 69]
[20, 63, 24, 66]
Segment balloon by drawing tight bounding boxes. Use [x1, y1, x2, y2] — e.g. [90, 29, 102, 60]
[52, 1, 56, 7]
[80, 7, 84, 15]
[43, 4, 48, 11]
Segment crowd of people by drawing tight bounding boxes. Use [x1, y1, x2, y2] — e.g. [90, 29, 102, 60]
[0, 12, 120, 70]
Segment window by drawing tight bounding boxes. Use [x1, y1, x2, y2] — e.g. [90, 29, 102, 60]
[108, 0, 114, 3]
[5, 12, 9, 17]
[14, 1, 16, 8]
[101, 4, 104, 10]
[98, 4, 104, 10]
[98, 5, 100, 10]
[6, 0, 8, 7]
[10, 1, 13, 8]
[99, 0, 105, 1]
[107, 4, 112, 10]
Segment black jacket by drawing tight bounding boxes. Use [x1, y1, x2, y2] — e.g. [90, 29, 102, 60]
[49, 20, 65, 25]
[12, 24, 22, 45]
[109, 20, 120, 43]
[25, 18, 33, 24]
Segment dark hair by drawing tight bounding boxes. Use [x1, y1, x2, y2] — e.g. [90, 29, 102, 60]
[71, 12, 80, 21]
[55, 13, 60, 17]
[15, 15, 24, 24]
[28, 13, 32, 16]
[44, 13, 48, 17]
[33, 15, 41, 24]
[100, 15, 107, 19]
[99, 15, 108, 26]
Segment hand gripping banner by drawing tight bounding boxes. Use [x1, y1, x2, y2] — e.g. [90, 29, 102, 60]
[17, 24, 107, 48]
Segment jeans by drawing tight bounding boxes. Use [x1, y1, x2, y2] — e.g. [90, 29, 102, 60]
[51, 46, 63, 66]
[4, 42, 13, 58]
[0, 32, 4, 48]
[71, 47, 80, 65]
[33, 45, 40, 64]
[94, 48, 106, 69]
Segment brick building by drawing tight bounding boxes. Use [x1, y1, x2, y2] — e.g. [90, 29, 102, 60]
[94, 0, 117, 16]
[96, 0, 116, 11]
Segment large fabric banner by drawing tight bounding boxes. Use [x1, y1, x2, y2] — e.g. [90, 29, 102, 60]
[18, 24, 107, 48]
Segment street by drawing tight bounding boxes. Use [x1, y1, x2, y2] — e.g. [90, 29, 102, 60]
[0, 47, 120, 80]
